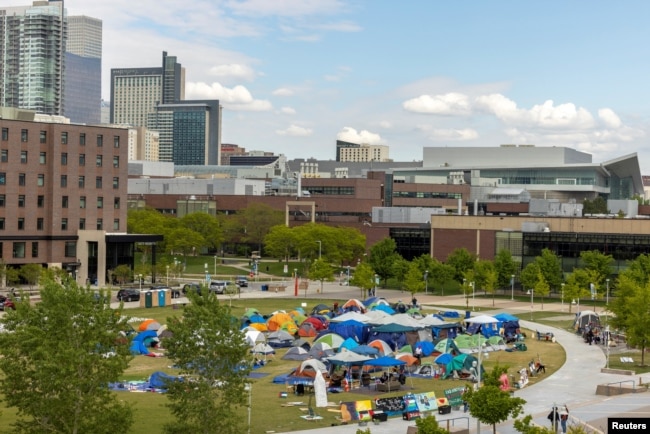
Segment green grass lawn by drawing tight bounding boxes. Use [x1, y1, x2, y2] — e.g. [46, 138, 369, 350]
[1, 297, 642, 433]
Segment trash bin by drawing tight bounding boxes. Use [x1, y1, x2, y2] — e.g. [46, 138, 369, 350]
[465, 310, 471, 319]
[261, 284, 268, 292]
[144, 291, 153, 308]
[158, 290, 166, 307]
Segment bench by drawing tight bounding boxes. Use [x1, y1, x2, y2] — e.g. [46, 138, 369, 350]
[536, 330, 554, 341]
[620, 357, 634, 363]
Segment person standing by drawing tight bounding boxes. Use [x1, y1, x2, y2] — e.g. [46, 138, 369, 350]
[559, 405, 569, 434]
[547, 406, 560, 432]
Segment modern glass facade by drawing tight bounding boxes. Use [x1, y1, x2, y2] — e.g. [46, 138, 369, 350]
[173, 111, 206, 165]
[390, 227, 430, 261]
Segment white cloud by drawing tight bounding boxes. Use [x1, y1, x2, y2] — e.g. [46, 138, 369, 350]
[598, 108, 622, 129]
[279, 107, 296, 115]
[475, 94, 596, 130]
[402, 92, 472, 115]
[337, 127, 383, 144]
[276, 125, 313, 136]
[272, 87, 295, 96]
[186, 82, 272, 111]
[428, 128, 479, 141]
[378, 120, 392, 129]
[227, 0, 347, 17]
[209, 64, 256, 82]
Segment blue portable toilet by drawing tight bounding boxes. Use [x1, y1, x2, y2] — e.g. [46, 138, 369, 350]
[158, 290, 166, 307]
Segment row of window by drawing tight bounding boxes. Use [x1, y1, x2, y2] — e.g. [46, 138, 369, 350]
[0, 150, 120, 168]
[1, 127, 120, 148]
[0, 173, 120, 189]
[0, 217, 119, 232]
[392, 191, 464, 199]
[0, 194, 120, 209]
[0, 241, 77, 259]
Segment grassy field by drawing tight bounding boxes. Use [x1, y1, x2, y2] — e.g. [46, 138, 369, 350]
[0, 297, 645, 434]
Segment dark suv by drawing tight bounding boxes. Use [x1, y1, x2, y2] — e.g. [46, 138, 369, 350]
[182, 282, 202, 295]
[235, 276, 249, 287]
[116, 288, 140, 302]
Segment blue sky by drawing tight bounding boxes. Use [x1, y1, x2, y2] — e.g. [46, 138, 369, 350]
[8, 1, 650, 171]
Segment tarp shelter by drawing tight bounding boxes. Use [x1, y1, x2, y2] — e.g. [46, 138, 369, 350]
[326, 351, 372, 366]
[465, 315, 500, 337]
[573, 310, 600, 331]
[493, 313, 520, 340]
[149, 371, 181, 390]
[283, 347, 310, 361]
[363, 356, 406, 368]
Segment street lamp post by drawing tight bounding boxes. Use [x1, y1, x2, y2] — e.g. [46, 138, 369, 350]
[561, 283, 565, 311]
[204, 263, 208, 285]
[511, 274, 515, 300]
[606, 279, 610, 305]
[316, 241, 322, 260]
[424, 270, 429, 294]
[138, 274, 142, 292]
[530, 289, 534, 321]
[471, 281, 475, 311]
[463, 278, 468, 309]
[245, 383, 252, 434]
[214, 255, 217, 275]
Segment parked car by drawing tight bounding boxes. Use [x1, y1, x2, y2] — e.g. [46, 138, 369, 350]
[235, 276, 249, 287]
[182, 282, 202, 295]
[150, 285, 181, 298]
[209, 280, 228, 294]
[116, 288, 141, 302]
[0, 295, 15, 311]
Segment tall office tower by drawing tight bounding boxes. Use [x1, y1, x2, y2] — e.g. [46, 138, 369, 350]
[147, 100, 221, 165]
[0, 1, 66, 116]
[64, 15, 102, 124]
[110, 51, 184, 127]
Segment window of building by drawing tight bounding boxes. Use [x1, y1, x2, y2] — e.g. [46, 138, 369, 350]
[79, 154, 85, 166]
[0, 218, 4, 230]
[97, 134, 103, 147]
[62, 196, 68, 208]
[79, 176, 85, 188]
[96, 176, 102, 188]
[96, 219, 103, 230]
[96, 155, 103, 167]
[97, 197, 103, 209]
[40, 131, 47, 143]
[38, 174, 44, 186]
[61, 153, 67, 165]
[61, 132, 68, 145]
[13, 242, 25, 258]
[19, 173, 26, 186]
[114, 136, 120, 148]
[32, 242, 39, 258]
[0, 195, 4, 207]
[18, 218, 24, 230]
[18, 195, 25, 207]
[113, 219, 120, 230]
[0, 242, 2, 258]
[37, 195, 44, 207]
[1, 150, 7, 162]
[21, 130, 28, 142]
[20, 151, 27, 164]
[40, 152, 46, 164]
[37, 218, 44, 230]
[61, 218, 68, 230]
[0, 173, 5, 185]
[80, 196, 86, 209]
[113, 177, 119, 189]
[113, 156, 119, 168]
[114, 197, 120, 209]
[64, 241, 76, 257]
[79, 218, 85, 230]
[61, 175, 67, 187]
[79, 133, 86, 146]
[1, 128, 8, 141]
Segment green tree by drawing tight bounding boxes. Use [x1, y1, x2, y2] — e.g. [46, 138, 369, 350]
[414, 414, 450, 434]
[474, 260, 498, 306]
[403, 262, 426, 299]
[431, 261, 455, 296]
[181, 212, 223, 251]
[163, 291, 252, 434]
[535, 249, 563, 293]
[309, 258, 334, 294]
[494, 249, 519, 291]
[5, 267, 20, 287]
[563, 268, 599, 313]
[446, 248, 477, 282]
[368, 237, 401, 285]
[166, 227, 206, 265]
[520, 262, 540, 293]
[264, 225, 298, 263]
[533, 270, 550, 310]
[19, 263, 42, 290]
[0, 276, 133, 434]
[624, 283, 650, 366]
[513, 414, 557, 434]
[462, 269, 476, 310]
[582, 196, 608, 214]
[391, 256, 411, 291]
[350, 262, 375, 299]
[112, 264, 132, 285]
[240, 203, 284, 254]
[467, 385, 526, 434]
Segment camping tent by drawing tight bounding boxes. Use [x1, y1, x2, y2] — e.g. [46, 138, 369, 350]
[267, 330, 295, 348]
[149, 371, 181, 390]
[367, 339, 393, 356]
[442, 354, 484, 380]
[266, 312, 298, 334]
[309, 342, 335, 359]
[282, 346, 310, 361]
[313, 332, 345, 349]
[573, 310, 600, 331]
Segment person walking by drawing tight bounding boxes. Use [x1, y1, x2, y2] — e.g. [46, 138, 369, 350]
[559, 405, 569, 434]
[547, 405, 560, 432]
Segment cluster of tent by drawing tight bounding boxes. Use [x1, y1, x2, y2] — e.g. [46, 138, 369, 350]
[128, 319, 169, 357]
[239, 298, 525, 384]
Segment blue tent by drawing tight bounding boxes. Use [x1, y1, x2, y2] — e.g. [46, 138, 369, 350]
[372, 304, 395, 315]
[414, 341, 435, 357]
[434, 353, 453, 365]
[148, 371, 181, 390]
[350, 345, 380, 356]
[339, 337, 360, 352]
[129, 330, 158, 355]
[363, 356, 406, 367]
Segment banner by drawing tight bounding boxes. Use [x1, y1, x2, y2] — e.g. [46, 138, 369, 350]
[444, 386, 466, 407]
[414, 392, 437, 412]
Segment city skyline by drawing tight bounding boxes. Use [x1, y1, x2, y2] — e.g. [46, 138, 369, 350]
[5, 1, 650, 172]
